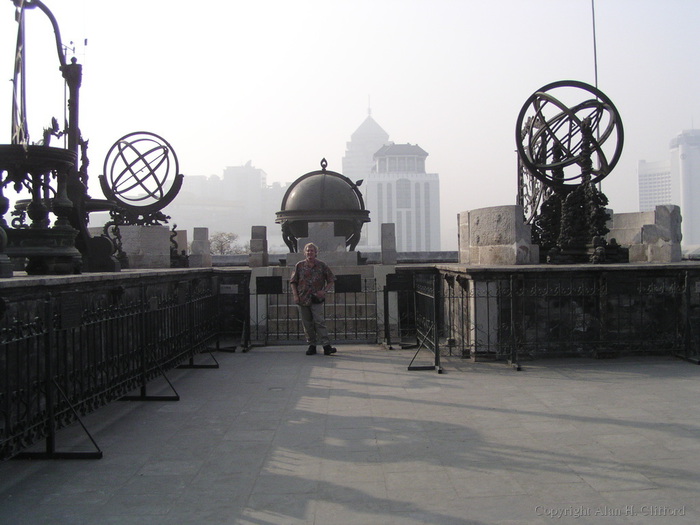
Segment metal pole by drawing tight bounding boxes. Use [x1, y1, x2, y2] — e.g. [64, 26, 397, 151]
[591, 0, 599, 89]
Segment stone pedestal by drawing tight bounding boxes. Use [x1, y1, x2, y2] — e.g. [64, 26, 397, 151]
[189, 227, 212, 267]
[249, 226, 269, 267]
[118, 225, 170, 269]
[459, 205, 538, 265]
[286, 222, 359, 267]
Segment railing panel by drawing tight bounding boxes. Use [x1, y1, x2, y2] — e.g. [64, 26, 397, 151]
[251, 278, 379, 344]
[0, 270, 230, 460]
[436, 268, 699, 363]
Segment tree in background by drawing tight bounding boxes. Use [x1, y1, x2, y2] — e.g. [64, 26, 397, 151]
[210, 232, 249, 255]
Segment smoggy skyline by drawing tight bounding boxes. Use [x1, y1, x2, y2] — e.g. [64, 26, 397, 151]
[1, 1, 698, 249]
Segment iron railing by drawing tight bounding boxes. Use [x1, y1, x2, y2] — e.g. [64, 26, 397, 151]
[3, 264, 700, 459]
[0, 271, 245, 461]
[436, 268, 700, 366]
[249, 277, 379, 345]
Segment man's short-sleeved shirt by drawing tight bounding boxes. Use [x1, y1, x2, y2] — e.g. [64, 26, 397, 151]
[290, 259, 336, 306]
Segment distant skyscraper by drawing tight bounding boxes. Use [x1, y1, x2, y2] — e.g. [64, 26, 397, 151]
[164, 161, 289, 249]
[638, 159, 672, 212]
[342, 109, 390, 179]
[367, 143, 440, 251]
[638, 129, 700, 246]
[342, 112, 441, 251]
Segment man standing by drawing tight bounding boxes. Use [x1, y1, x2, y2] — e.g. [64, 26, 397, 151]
[290, 243, 337, 356]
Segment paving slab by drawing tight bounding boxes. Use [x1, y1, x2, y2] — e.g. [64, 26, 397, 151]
[1, 346, 700, 524]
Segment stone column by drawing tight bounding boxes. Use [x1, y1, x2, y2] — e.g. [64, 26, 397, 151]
[381, 223, 397, 265]
[249, 226, 269, 267]
[189, 227, 212, 267]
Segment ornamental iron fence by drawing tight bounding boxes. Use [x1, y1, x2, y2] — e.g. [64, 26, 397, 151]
[436, 268, 700, 367]
[2, 265, 699, 459]
[0, 270, 248, 461]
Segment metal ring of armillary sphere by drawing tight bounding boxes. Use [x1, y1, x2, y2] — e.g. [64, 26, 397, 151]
[99, 131, 183, 217]
[515, 80, 624, 189]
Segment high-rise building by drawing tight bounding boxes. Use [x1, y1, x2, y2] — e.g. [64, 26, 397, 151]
[342, 110, 390, 179]
[342, 112, 441, 251]
[638, 129, 700, 246]
[365, 143, 440, 251]
[671, 130, 700, 245]
[163, 162, 290, 250]
[638, 159, 673, 212]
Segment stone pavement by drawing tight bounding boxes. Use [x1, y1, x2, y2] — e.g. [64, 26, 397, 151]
[1, 345, 700, 525]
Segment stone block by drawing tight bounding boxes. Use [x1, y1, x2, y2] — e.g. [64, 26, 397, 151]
[469, 206, 530, 246]
[479, 245, 519, 265]
[119, 225, 170, 269]
[655, 205, 682, 242]
[251, 225, 267, 239]
[648, 243, 681, 263]
[628, 244, 647, 263]
[641, 224, 666, 244]
[249, 225, 269, 268]
[249, 238, 267, 253]
[610, 211, 655, 230]
[518, 241, 539, 264]
[189, 253, 212, 267]
[190, 227, 211, 267]
[458, 205, 536, 265]
[299, 222, 346, 253]
[193, 227, 209, 241]
[291, 221, 358, 267]
[248, 252, 268, 267]
[458, 212, 470, 264]
[607, 228, 642, 245]
[607, 205, 682, 263]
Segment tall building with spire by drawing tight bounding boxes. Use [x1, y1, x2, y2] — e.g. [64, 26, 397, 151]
[342, 109, 390, 179]
[342, 111, 441, 251]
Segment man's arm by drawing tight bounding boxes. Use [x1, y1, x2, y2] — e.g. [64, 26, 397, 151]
[316, 265, 335, 299]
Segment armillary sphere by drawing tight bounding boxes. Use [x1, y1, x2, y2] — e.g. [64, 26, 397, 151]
[515, 80, 624, 189]
[99, 131, 183, 216]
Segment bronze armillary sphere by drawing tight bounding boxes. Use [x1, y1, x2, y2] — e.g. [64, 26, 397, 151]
[515, 80, 624, 189]
[99, 131, 183, 225]
[276, 159, 370, 253]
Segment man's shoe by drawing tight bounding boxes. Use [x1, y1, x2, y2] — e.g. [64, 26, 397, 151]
[306, 345, 317, 355]
[323, 345, 337, 355]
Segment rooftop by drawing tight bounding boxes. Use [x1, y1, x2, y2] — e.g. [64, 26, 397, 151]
[374, 143, 429, 157]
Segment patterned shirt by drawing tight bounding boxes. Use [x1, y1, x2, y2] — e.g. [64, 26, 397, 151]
[290, 259, 336, 306]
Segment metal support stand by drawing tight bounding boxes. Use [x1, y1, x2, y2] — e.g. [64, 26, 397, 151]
[14, 379, 103, 460]
[177, 350, 220, 369]
[120, 361, 180, 402]
[407, 322, 442, 372]
[15, 298, 103, 459]
[408, 272, 443, 373]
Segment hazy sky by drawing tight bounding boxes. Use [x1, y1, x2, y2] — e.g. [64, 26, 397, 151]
[1, 0, 699, 250]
